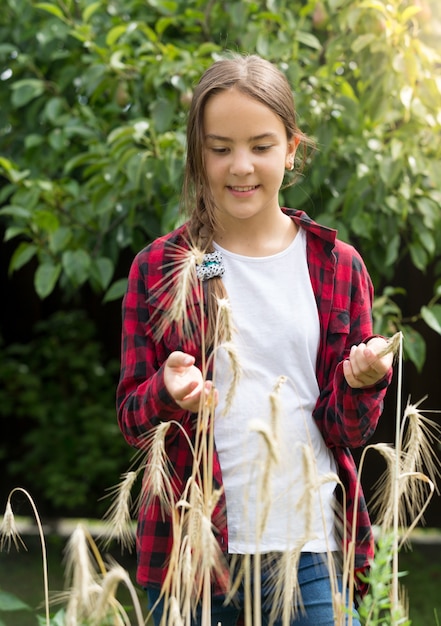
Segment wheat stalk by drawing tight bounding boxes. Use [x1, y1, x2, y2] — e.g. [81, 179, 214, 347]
[150, 243, 204, 345]
[0, 488, 50, 626]
[100, 471, 138, 550]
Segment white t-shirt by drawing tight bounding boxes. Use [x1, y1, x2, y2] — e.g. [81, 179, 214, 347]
[213, 228, 338, 554]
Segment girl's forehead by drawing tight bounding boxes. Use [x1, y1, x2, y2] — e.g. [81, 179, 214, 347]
[203, 88, 285, 136]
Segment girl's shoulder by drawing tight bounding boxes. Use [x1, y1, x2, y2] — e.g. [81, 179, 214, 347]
[134, 222, 190, 266]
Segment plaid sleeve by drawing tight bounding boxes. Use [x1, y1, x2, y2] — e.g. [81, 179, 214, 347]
[312, 239, 392, 449]
[116, 245, 188, 448]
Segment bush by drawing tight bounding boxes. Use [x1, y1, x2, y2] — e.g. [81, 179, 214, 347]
[0, 310, 132, 515]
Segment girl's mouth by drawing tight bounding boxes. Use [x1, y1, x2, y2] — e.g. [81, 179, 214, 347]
[229, 185, 258, 192]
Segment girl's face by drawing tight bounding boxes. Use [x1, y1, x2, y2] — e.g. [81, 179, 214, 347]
[202, 88, 297, 229]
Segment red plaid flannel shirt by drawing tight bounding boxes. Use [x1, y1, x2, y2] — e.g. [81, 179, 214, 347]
[117, 208, 392, 592]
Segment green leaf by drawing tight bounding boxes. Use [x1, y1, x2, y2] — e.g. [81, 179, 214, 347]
[103, 278, 127, 303]
[295, 31, 322, 51]
[49, 226, 72, 254]
[35, 262, 61, 299]
[150, 99, 175, 133]
[106, 24, 129, 46]
[0, 589, 31, 611]
[384, 234, 400, 267]
[420, 305, 441, 336]
[402, 325, 426, 372]
[83, 1, 101, 22]
[90, 257, 114, 291]
[0, 158, 30, 183]
[37, 608, 66, 625]
[11, 79, 46, 108]
[351, 33, 376, 53]
[62, 250, 91, 286]
[9, 242, 37, 274]
[33, 210, 60, 233]
[0, 205, 32, 219]
[409, 241, 428, 271]
[35, 2, 65, 19]
[4, 226, 26, 241]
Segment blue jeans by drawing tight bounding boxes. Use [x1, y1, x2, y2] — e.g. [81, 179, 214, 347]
[146, 552, 360, 625]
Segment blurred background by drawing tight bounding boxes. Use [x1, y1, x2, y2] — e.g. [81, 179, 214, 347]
[0, 0, 440, 547]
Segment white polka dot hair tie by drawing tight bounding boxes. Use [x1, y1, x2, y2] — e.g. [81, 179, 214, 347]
[196, 250, 225, 281]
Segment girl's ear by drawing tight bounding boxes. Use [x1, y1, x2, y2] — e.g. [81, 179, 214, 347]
[286, 136, 300, 170]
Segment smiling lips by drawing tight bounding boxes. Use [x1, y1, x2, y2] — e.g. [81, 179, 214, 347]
[228, 185, 259, 192]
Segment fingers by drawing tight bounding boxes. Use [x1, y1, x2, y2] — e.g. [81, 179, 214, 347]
[166, 350, 195, 372]
[344, 340, 393, 389]
[164, 352, 218, 412]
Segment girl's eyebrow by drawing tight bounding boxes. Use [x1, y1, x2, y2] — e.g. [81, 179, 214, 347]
[205, 132, 278, 142]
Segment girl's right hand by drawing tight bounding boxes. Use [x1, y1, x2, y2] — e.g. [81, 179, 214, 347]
[164, 351, 217, 413]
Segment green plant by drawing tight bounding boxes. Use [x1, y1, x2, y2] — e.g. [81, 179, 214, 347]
[0, 589, 32, 625]
[0, 310, 132, 514]
[0, 0, 440, 369]
[357, 533, 411, 626]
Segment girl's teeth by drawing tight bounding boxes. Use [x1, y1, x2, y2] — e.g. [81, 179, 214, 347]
[231, 186, 255, 191]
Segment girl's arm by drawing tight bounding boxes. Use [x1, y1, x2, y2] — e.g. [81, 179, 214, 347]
[116, 252, 189, 449]
[313, 247, 393, 449]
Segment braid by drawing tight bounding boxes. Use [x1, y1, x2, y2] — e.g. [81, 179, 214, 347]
[187, 201, 228, 349]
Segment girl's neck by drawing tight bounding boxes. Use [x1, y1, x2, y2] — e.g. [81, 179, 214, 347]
[214, 210, 298, 257]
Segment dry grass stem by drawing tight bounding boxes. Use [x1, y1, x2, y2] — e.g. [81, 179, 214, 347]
[64, 524, 101, 620]
[167, 595, 185, 626]
[368, 443, 398, 529]
[375, 331, 402, 359]
[0, 488, 50, 626]
[0, 500, 27, 551]
[215, 340, 242, 416]
[267, 547, 303, 626]
[370, 399, 441, 533]
[296, 443, 323, 539]
[400, 400, 441, 491]
[249, 418, 279, 539]
[398, 472, 435, 547]
[101, 471, 138, 550]
[215, 296, 235, 343]
[137, 421, 178, 515]
[249, 419, 279, 465]
[93, 561, 144, 626]
[151, 243, 204, 345]
[93, 565, 131, 626]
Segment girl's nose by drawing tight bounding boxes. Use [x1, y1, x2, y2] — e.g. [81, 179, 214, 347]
[230, 150, 254, 176]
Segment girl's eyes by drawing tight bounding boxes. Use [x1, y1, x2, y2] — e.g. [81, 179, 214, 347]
[209, 145, 272, 154]
[254, 144, 272, 153]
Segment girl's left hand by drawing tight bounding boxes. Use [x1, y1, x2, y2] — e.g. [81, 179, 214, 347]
[343, 337, 394, 389]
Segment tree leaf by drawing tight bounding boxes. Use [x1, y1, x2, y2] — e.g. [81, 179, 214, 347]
[401, 325, 426, 372]
[9, 242, 37, 274]
[103, 278, 128, 303]
[83, 1, 102, 22]
[35, 262, 61, 299]
[420, 305, 441, 336]
[62, 250, 91, 287]
[35, 2, 65, 19]
[11, 79, 46, 108]
[0, 589, 31, 611]
[91, 257, 114, 291]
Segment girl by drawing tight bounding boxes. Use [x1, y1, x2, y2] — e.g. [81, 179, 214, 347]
[117, 54, 393, 625]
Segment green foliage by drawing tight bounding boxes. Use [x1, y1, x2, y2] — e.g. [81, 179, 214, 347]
[357, 533, 411, 626]
[1, 0, 441, 367]
[0, 311, 133, 514]
[0, 589, 31, 626]
[0, 588, 31, 612]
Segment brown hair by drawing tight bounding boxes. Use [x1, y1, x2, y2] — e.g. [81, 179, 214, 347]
[182, 54, 312, 347]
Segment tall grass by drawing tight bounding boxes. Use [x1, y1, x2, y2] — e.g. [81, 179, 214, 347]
[1, 245, 440, 625]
